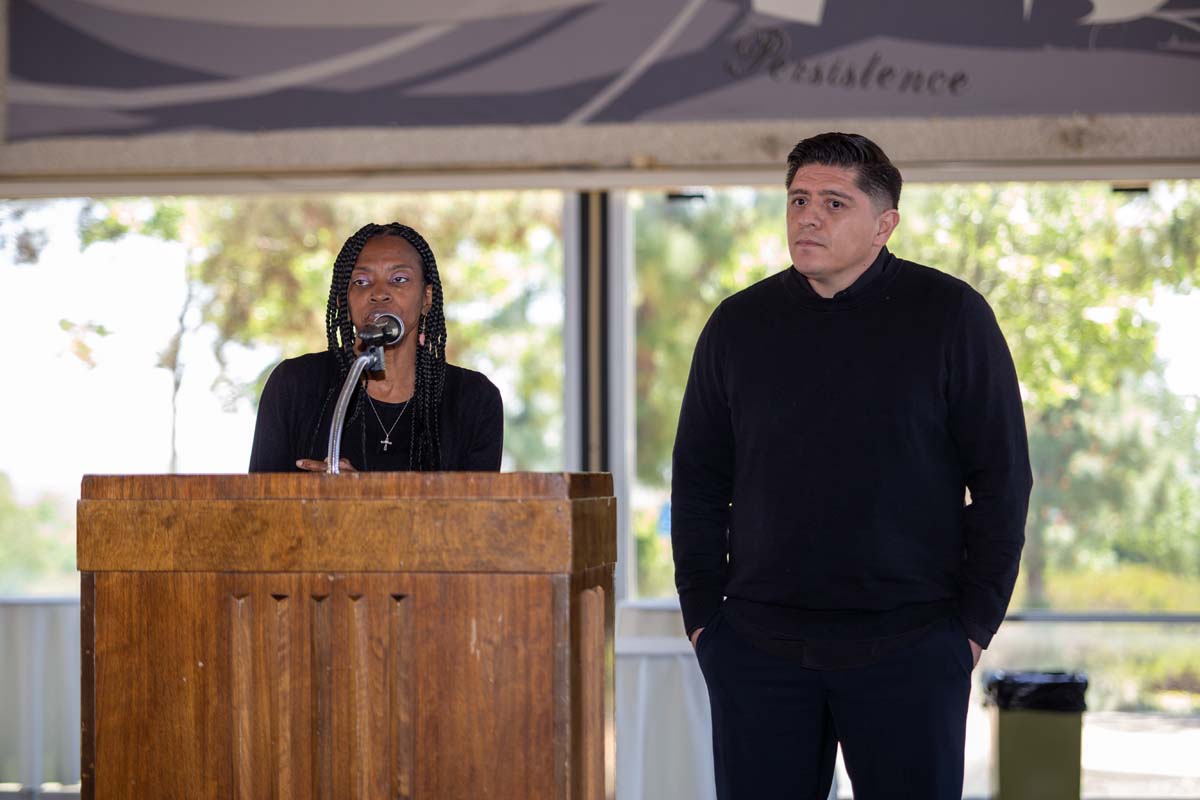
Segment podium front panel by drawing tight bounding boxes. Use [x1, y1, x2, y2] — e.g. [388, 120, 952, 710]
[79, 473, 615, 800]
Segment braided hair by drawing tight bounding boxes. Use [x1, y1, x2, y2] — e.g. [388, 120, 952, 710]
[324, 222, 447, 471]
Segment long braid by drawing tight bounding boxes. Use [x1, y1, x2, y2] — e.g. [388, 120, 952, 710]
[393, 225, 446, 471]
[322, 222, 447, 472]
[326, 225, 378, 374]
[323, 225, 381, 466]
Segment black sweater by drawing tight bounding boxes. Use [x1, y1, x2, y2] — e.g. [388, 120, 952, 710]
[671, 249, 1032, 648]
[249, 351, 503, 472]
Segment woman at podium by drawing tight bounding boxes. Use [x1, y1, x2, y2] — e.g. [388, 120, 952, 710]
[249, 222, 503, 472]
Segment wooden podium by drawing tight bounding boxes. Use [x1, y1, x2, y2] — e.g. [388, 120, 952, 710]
[77, 472, 616, 800]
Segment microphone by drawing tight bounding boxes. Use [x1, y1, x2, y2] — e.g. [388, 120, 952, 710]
[357, 312, 404, 347]
[328, 312, 404, 471]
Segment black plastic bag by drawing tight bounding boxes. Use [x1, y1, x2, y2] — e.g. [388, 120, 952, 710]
[984, 671, 1088, 712]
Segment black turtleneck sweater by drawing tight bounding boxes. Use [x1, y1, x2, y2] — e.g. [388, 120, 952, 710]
[671, 248, 1032, 652]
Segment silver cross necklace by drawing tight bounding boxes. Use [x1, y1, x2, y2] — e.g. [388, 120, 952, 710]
[366, 392, 410, 452]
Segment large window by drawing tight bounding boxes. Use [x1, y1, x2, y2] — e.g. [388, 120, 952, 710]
[629, 196, 1200, 628]
[0, 191, 566, 595]
[4, 179, 1198, 796]
[629, 180, 1200, 796]
[632, 181, 1200, 611]
[629, 187, 789, 596]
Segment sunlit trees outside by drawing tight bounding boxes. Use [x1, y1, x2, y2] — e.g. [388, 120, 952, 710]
[0, 192, 565, 595]
[632, 182, 1200, 610]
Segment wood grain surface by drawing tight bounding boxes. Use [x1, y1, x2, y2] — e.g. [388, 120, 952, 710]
[80, 473, 616, 800]
[81, 472, 613, 501]
[78, 497, 616, 574]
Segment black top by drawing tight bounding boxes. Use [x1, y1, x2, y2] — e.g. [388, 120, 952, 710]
[671, 248, 1032, 650]
[249, 351, 503, 472]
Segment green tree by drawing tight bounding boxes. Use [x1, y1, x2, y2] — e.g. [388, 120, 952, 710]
[1028, 374, 1200, 586]
[0, 473, 74, 594]
[633, 182, 1200, 604]
[630, 190, 785, 594]
[0, 201, 52, 265]
[891, 182, 1200, 605]
[633, 190, 785, 486]
[77, 192, 566, 470]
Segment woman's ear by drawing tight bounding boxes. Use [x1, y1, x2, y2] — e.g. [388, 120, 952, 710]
[423, 283, 433, 315]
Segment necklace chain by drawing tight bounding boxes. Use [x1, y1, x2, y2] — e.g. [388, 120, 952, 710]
[366, 391, 410, 452]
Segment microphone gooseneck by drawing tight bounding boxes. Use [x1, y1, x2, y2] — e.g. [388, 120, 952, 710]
[326, 313, 405, 474]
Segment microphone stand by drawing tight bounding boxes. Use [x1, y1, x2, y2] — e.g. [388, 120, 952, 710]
[326, 345, 385, 474]
[326, 312, 403, 475]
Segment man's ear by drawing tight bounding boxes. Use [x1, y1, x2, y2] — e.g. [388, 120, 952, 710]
[874, 208, 900, 246]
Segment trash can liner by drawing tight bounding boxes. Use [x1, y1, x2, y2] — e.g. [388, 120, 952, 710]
[984, 671, 1088, 712]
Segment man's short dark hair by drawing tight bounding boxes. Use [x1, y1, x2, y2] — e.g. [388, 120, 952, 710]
[785, 132, 902, 211]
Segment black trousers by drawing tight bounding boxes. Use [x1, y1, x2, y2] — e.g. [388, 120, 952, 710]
[695, 611, 973, 800]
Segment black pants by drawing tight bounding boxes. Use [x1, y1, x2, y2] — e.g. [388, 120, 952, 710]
[695, 611, 972, 800]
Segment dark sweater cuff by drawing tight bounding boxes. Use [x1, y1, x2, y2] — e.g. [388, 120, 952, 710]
[679, 590, 723, 638]
[959, 616, 995, 649]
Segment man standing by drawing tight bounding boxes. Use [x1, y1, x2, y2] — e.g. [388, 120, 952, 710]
[671, 132, 1032, 799]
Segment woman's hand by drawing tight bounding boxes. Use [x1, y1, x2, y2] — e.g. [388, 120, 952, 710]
[296, 458, 357, 472]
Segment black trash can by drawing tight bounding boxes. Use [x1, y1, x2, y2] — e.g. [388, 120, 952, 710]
[984, 671, 1088, 800]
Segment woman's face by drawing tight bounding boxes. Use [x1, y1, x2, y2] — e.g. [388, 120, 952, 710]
[347, 235, 433, 344]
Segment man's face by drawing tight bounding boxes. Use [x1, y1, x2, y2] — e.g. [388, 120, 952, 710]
[786, 164, 899, 295]
[347, 235, 432, 344]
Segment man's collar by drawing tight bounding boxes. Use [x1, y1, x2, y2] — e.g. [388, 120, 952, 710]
[792, 247, 892, 300]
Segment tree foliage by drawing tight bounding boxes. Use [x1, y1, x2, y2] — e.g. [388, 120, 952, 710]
[76, 192, 566, 470]
[633, 190, 786, 486]
[5, 183, 1198, 602]
[897, 183, 1200, 603]
[633, 182, 1200, 605]
[0, 202, 51, 265]
[0, 473, 73, 594]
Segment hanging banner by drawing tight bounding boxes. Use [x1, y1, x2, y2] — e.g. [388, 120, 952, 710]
[7, 0, 1200, 142]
